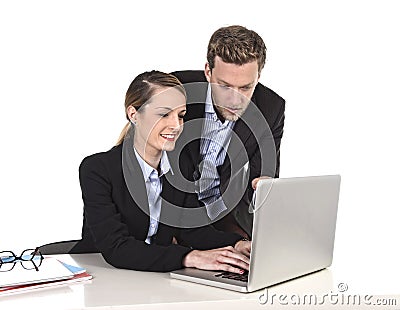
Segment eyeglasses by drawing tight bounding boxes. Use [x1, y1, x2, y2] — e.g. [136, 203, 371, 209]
[0, 248, 43, 272]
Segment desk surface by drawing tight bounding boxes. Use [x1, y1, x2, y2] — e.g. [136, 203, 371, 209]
[0, 254, 398, 309]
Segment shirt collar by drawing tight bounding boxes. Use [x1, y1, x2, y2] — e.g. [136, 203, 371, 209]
[205, 84, 234, 126]
[159, 150, 173, 176]
[133, 148, 172, 182]
[205, 84, 214, 114]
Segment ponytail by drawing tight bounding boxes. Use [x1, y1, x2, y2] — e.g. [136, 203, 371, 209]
[116, 122, 131, 145]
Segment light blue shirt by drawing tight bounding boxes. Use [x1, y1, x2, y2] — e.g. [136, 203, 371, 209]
[134, 148, 172, 244]
[198, 85, 235, 220]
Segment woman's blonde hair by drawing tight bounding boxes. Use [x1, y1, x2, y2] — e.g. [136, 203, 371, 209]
[116, 70, 185, 145]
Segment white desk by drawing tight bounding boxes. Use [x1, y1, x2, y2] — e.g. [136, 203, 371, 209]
[0, 254, 398, 309]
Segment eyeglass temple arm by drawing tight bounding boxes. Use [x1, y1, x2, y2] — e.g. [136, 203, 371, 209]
[30, 247, 42, 271]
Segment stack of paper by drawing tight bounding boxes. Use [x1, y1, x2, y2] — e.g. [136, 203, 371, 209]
[0, 257, 92, 296]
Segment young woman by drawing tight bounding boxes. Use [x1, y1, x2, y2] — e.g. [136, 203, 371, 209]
[72, 71, 250, 273]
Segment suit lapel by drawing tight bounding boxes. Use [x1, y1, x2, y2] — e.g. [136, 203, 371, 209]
[221, 95, 258, 174]
[176, 82, 208, 167]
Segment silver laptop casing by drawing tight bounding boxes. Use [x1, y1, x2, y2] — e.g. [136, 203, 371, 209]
[170, 175, 341, 293]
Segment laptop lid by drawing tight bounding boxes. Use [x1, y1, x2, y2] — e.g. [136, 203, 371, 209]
[247, 175, 340, 292]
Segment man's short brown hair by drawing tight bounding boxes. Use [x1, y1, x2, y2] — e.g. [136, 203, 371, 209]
[207, 25, 267, 73]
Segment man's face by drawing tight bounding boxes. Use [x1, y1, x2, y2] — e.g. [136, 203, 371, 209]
[205, 56, 260, 121]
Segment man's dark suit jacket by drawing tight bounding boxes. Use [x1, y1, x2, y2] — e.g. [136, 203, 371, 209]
[71, 143, 242, 272]
[170, 70, 285, 236]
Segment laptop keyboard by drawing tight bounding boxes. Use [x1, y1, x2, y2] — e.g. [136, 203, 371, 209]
[214, 271, 248, 282]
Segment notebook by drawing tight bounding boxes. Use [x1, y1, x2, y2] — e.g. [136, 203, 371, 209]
[170, 175, 341, 292]
[0, 257, 75, 288]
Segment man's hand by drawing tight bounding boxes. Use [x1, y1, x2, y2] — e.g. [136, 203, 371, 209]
[251, 176, 272, 190]
[182, 246, 249, 274]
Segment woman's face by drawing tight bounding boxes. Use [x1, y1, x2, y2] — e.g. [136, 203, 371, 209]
[131, 86, 186, 156]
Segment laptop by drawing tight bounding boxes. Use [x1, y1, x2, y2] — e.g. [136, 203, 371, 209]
[170, 175, 341, 292]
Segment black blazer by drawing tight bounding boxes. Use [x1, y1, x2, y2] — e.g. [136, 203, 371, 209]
[171, 70, 285, 234]
[72, 143, 242, 272]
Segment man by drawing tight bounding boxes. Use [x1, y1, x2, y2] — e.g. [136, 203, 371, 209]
[171, 25, 285, 238]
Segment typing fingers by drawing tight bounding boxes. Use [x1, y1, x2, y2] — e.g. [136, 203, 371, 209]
[183, 246, 249, 274]
[215, 247, 249, 271]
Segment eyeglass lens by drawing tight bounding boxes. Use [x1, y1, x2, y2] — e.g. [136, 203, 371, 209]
[0, 248, 43, 272]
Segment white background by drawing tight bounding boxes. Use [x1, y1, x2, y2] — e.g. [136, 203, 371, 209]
[1, 1, 399, 293]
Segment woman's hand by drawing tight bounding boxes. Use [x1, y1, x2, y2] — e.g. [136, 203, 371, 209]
[182, 246, 250, 274]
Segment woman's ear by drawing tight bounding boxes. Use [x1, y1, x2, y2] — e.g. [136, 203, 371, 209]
[127, 106, 137, 123]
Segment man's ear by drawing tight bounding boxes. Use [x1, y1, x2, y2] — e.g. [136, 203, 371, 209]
[126, 105, 137, 122]
[204, 63, 212, 83]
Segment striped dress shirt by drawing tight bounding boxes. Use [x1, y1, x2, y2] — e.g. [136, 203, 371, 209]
[134, 148, 172, 244]
[198, 85, 235, 220]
